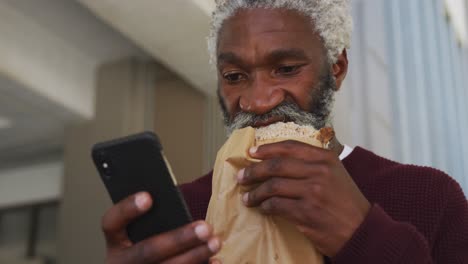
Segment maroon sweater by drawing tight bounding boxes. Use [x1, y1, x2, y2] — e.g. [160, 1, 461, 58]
[180, 147, 468, 263]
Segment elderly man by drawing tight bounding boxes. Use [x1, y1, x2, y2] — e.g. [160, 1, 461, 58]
[101, 0, 468, 263]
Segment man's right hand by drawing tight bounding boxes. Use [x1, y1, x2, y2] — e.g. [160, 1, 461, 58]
[101, 192, 221, 264]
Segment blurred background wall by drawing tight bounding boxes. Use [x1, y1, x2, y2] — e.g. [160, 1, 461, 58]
[0, 0, 466, 263]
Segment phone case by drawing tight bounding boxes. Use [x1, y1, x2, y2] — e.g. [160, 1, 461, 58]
[92, 132, 193, 243]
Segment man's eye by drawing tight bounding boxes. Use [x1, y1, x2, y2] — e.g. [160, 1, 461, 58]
[223, 72, 247, 83]
[276, 65, 301, 76]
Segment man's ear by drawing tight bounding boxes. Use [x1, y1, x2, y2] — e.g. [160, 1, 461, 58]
[331, 49, 348, 91]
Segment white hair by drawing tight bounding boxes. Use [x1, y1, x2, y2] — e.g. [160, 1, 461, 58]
[208, 0, 353, 65]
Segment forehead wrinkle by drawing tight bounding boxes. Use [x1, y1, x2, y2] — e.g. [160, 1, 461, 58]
[217, 51, 252, 70]
[217, 47, 312, 71]
[217, 13, 323, 69]
[217, 50, 263, 70]
[236, 17, 315, 40]
[219, 45, 312, 66]
[239, 8, 313, 31]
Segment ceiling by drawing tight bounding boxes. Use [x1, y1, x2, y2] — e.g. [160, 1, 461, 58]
[78, 0, 218, 96]
[0, 0, 147, 167]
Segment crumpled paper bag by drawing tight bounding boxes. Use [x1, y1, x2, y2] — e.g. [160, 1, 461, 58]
[206, 126, 324, 264]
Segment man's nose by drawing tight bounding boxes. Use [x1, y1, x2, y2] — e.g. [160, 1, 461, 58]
[239, 73, 285, 114]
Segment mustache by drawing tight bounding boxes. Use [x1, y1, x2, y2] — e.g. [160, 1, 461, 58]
[226, 101, 327, 135]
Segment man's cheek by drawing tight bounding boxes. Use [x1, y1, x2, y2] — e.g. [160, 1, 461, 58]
[217, 89, 232, 115]
[223, 96, 241, 118]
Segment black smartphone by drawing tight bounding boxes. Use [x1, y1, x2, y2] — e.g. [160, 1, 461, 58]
[92, 131, 193, 243]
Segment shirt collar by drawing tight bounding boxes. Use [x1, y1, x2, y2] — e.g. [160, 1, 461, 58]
[339, 145, 354, 160]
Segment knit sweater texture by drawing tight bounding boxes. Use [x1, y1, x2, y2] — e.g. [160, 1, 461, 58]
[179, 146, 468, 263]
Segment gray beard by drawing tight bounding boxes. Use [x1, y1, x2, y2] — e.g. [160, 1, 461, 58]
[218, 70, 337, 136]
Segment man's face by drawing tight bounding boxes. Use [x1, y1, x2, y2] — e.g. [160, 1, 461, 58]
[216, 8, 342, 134]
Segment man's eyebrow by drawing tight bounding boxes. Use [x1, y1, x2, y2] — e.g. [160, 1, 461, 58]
[266, 48, 309, 62]
[217, 52, 246, 67]
[217, 48, 309, 67]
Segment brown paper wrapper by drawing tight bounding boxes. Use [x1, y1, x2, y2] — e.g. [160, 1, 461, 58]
[206, 126, 325, 264]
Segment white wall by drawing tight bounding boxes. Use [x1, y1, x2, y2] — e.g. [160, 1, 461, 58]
[353, 0, 468, 191]
[0, 161, 62, 209]
[333, 0, 396, 159]
[445, 0, 468, 44]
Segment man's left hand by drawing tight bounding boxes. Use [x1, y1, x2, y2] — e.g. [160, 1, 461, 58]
[237, 140, 371, 257]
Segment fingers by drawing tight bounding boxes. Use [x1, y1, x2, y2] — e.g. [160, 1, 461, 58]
[237, 158, 323, 185]
[242, 177, 302, 207]
[210, 258, 222, 264]
[103, 193, 222, 264]
[121, 221, 220, 263]
[256, 196, 302, 221]
[249, 140, 337, 161]
[102, 192, 152, 248]
[160, 237, 221, 264]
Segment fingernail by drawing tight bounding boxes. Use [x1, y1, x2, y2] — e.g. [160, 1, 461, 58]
[194, 223, 210, 241]
[242, 192, 249, 204]
[211, 260, 221, 264]
[237, 168, 245, 182]
[135, 193, 150, 210]
[249, 146, 258, 155]
[208, 238, 221, 253]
